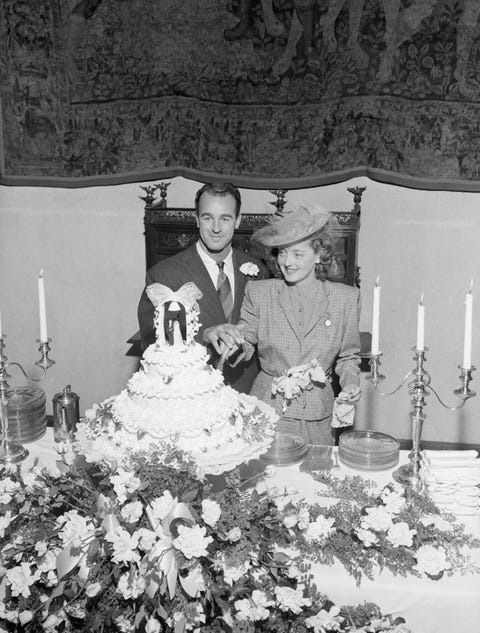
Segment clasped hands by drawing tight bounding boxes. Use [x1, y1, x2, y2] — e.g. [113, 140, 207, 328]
[203, 323, 247, 368]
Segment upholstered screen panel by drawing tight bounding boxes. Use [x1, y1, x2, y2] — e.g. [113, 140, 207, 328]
[1, 0, 480, 190]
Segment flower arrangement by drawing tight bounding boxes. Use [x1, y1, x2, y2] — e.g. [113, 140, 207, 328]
[272, 359, 327, 413]
[239, 262, 260, 277]
[0, 449, 424, 633]
[1, 440, 479, 633]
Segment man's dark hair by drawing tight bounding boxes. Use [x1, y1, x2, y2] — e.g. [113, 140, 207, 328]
[194, 182, 242, 218]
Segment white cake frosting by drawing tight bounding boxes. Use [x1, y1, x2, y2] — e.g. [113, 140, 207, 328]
[75, 282, 277, 476]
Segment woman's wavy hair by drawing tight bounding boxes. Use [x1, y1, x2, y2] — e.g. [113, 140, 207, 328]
[268, 229, 333, 281]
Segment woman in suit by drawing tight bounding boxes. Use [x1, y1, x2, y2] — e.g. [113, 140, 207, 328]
[204, 204, 361, 446]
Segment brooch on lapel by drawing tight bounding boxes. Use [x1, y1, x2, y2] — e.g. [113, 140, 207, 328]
[239, 262, 260, 277]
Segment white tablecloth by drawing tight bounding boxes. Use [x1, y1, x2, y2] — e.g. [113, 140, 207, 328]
[261, 451, 480, 633]
[24, 431, 480, 633]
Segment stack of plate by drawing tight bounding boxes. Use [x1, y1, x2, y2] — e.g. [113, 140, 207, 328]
[5, 387, 47, 444]
[260, 431, 309, 466]
[339, 429, 399, 471]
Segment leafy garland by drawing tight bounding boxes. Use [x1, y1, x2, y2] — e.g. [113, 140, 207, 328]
[286, 470, 480, 585]
[0, 445, 478, 633]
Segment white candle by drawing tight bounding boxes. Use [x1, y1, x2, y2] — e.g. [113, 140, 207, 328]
[463, 281, 473, 369]
[371, 276, 381, 354]
[38, 270, 48, 342]
[416, 294, 425, 351]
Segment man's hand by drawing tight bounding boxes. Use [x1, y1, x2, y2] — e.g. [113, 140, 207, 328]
[203, 323, 245, 357]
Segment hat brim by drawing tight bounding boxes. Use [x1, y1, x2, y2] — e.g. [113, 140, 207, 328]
[252, 212, 330, 249]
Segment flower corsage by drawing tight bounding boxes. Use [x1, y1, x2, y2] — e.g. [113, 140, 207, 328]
[239, 262, 260, 277]
[272, 359, 327, 414]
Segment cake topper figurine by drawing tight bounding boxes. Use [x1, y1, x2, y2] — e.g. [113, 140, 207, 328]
[146, 282, 203, 346]
[164, 301, 186, 345]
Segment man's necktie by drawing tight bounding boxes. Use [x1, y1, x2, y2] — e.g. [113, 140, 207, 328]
[216, 261, 234, 321]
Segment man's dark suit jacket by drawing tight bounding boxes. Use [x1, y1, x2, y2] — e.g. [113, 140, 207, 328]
[137, 244, 268, 394]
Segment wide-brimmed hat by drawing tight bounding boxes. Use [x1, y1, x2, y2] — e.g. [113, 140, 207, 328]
[252, 204, 330, 249]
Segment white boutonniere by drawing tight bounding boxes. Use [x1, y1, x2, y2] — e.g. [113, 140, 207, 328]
[239, 262, 259, 277]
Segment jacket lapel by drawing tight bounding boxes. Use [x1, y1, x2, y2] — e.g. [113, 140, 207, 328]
[232, 250, 247, 322]
[304, 281, 329, 338]
[181, 246, 225, 324]
[277, 283, 302, 345]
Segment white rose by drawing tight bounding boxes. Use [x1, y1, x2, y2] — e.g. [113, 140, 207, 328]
[283, 514, 298, 529]
[361, 505, 394, 532]
[305, 605, 342, 632]
[19, 610, 34, 625]
[56, 510, 95, 547]
[6, 563, 37, 598]
[304, 515, 335, 542]
[225, 527, 242, 542]
[0, 511, 14, 538]
[387, 522, 416, 548]
[381, 487, 406, 515]
[415, 544, 451, 578]
[117, 570, 146, 600]
[35, 541, 48, 557]
[201, 499, 221, 527]
[145, 617, 162, 633]
[21, 471, 37, 489]
[355, 528, 378, 547]
[235, 590, 273, 621]
[121, 500, 143, 524]
[420, 514, 451, 532]
[37, 550, 57, 574]
[173, 524, 213, 559]
[275, 584, 311, 614]
[109, 470, 141, 503]
[105, 526, 140, 564]
[136, 527, 157, 551]
[149, 491, 177, 521]
[296, 508, 310, 530]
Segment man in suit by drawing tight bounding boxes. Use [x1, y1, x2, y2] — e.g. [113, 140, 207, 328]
[137, 182, 268, 393]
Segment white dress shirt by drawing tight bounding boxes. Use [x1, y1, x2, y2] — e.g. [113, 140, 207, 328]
[196, 242, 235, 303]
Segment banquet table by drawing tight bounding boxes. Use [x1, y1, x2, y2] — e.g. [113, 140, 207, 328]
[21, 431, 480, 633]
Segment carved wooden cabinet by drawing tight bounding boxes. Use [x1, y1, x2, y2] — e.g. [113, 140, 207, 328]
[140, 184, 365, 287]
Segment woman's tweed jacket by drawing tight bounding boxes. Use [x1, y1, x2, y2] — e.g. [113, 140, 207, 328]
[239, 278, 361, 421]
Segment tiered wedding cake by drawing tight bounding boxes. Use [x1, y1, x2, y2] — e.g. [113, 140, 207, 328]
[75, 283, 277, 476]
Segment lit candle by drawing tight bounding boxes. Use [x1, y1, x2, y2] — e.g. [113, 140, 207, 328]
[38, 270, 48, 342]
[463, 280, 473, 369]
[371, 276, 381, 354]
[416, 293, 425, 351]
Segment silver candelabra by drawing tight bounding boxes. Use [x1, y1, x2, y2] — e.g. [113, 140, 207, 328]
[367, 348, 475, 490]
[0, 335, 55, 464]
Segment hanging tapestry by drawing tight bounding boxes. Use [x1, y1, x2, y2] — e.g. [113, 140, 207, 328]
[1, 0, 480, 189]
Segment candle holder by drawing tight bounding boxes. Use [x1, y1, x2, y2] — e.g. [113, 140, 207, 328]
[0, 335, 55, 464]
[367, 347, 476, 490]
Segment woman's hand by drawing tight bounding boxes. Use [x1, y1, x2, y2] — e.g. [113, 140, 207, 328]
[331, 385, 361, 428]
[203, 323, 245, 357]
[336, 384, 361, 404]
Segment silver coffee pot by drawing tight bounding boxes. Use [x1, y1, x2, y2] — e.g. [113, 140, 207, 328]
[52, 385, 79, 443]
